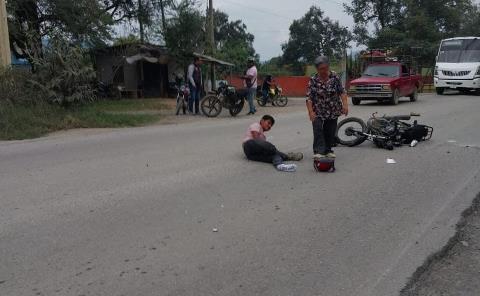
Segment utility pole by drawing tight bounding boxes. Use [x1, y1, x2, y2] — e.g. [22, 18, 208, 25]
[0, 0, 12, 67]
[207, 0, 215, 90]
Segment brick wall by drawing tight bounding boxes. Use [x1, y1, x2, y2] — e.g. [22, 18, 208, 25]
[228, 76, 310, 97]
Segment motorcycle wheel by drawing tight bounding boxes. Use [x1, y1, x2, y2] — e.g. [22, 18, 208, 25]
[336, 117, 368, 147]
[256, 97, 267, 107]
[182, 99, 187, 114]
[175, 95, 183, 115]
[201, 95, 223, 117]
[229, 98, 245, 117]
[274, 96, 288, 107]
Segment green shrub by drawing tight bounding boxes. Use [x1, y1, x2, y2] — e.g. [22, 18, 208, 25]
[27, 38, 97, 106]
[0, 67, 39, 103]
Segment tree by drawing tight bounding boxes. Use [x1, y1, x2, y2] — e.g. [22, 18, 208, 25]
[346, 0, 477, 67]
[459, 4, 480, 36]
[27, 36, 97, 106]
[7, 0, 113, 62]
[259, 56, 295, 76]
[213, 10, 257, 73]
[344, 0, 403, 44]
[103, 0, 176, 42]
[163, 1, 205, 69]
[113, 34, 141, 46]
[281, 6, 352, 74]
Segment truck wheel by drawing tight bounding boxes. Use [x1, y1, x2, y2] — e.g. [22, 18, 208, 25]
[409, 87, 418, 102]
[390, 89, 400, 105]
[352, 97, 361, 105]
[436, 87, 445, 95]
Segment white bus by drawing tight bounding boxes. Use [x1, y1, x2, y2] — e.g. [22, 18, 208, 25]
[434, 37, 480, 94]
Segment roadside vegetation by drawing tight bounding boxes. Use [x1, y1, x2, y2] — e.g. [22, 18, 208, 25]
[0, 36, 169, 141]
[1, 0, 261, 141]
[0, 100, 168, 141]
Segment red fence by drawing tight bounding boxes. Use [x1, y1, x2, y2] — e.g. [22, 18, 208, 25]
[228, 75, 434, 96]
[228, 76, 310, 97]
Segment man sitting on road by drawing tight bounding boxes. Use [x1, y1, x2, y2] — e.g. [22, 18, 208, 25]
[243, 115, 303, 172]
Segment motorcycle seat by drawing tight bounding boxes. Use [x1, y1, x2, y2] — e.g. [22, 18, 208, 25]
[384, 115, 411, 121]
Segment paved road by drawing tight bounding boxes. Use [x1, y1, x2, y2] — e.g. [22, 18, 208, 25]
[1, 94, 479, 296]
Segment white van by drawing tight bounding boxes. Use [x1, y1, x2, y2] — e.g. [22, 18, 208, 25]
[434, 37, 480, 94]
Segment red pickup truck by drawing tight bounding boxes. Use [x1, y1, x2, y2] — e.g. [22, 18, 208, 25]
[348, 62, 422, 105]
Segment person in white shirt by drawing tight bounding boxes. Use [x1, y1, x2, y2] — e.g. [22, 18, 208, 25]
[241, 57, 258, 115]
[242, 115, 303, 172]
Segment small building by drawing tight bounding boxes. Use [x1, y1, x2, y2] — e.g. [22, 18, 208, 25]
[94, 43, 180, 98]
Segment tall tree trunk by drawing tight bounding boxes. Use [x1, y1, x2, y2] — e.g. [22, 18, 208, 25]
[159, 0, 166, 33]
[138, 0, 144, 42]
[378, 0, 386, 29]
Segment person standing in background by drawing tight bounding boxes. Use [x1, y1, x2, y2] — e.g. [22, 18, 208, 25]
[187, 57, 203, 115]
[242, 57, 258, 115]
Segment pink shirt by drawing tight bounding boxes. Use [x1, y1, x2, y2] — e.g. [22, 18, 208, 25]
[243, 122, 266, 143]
[244, 66, 258, 88]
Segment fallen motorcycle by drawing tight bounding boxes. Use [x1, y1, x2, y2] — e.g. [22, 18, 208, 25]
[201, 82, 245, 117]
[336, 112, 433, 150]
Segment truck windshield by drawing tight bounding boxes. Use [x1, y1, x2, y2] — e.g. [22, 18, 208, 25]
[437, 39, 480, 63]
[362, 65, 399, 78]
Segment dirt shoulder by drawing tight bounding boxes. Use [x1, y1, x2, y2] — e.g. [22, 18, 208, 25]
[401, 193, 480, 296]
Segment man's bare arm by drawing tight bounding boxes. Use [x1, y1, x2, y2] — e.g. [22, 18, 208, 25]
[340, 93, 349, 116]
[306, 99, 315, 121]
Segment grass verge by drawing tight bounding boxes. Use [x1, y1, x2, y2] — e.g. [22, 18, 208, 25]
[0, 99, 170, 140]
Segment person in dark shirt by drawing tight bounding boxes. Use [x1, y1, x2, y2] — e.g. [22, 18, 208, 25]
[306, 56, 349, 159]
[261, 75, 274, 105]
[187, 57, 203, 114]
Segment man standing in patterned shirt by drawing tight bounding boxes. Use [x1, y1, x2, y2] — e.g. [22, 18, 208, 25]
[306, 56, 349, 159]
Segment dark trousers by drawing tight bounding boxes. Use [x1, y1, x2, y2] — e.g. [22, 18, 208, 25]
[313, 117, 338, 154]
[262, 88, 269, 104]
[243, 139, 287, 166]
[189, 83, 201, 114]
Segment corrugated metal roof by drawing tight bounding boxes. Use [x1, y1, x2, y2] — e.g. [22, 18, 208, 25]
[193, 52, 234, 67]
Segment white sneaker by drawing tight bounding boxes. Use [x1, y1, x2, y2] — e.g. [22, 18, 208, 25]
[276, 163, 297, 172]
[313, 154, 326, 160]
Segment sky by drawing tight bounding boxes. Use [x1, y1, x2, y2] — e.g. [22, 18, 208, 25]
[207, 0, 355, 61]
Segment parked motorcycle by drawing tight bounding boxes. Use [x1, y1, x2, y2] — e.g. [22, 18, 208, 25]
[201, 82, 245, 117]
[256, 85, 288, 107]
[336, 112, 433, 150]
[175, 84, 190, 115]
[97, 81, 120, 99]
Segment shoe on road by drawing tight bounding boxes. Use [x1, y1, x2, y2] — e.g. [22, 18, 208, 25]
[326, 152, 336, 158]
[286, 152, 304, 161]
[276, 163, 297, 172]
